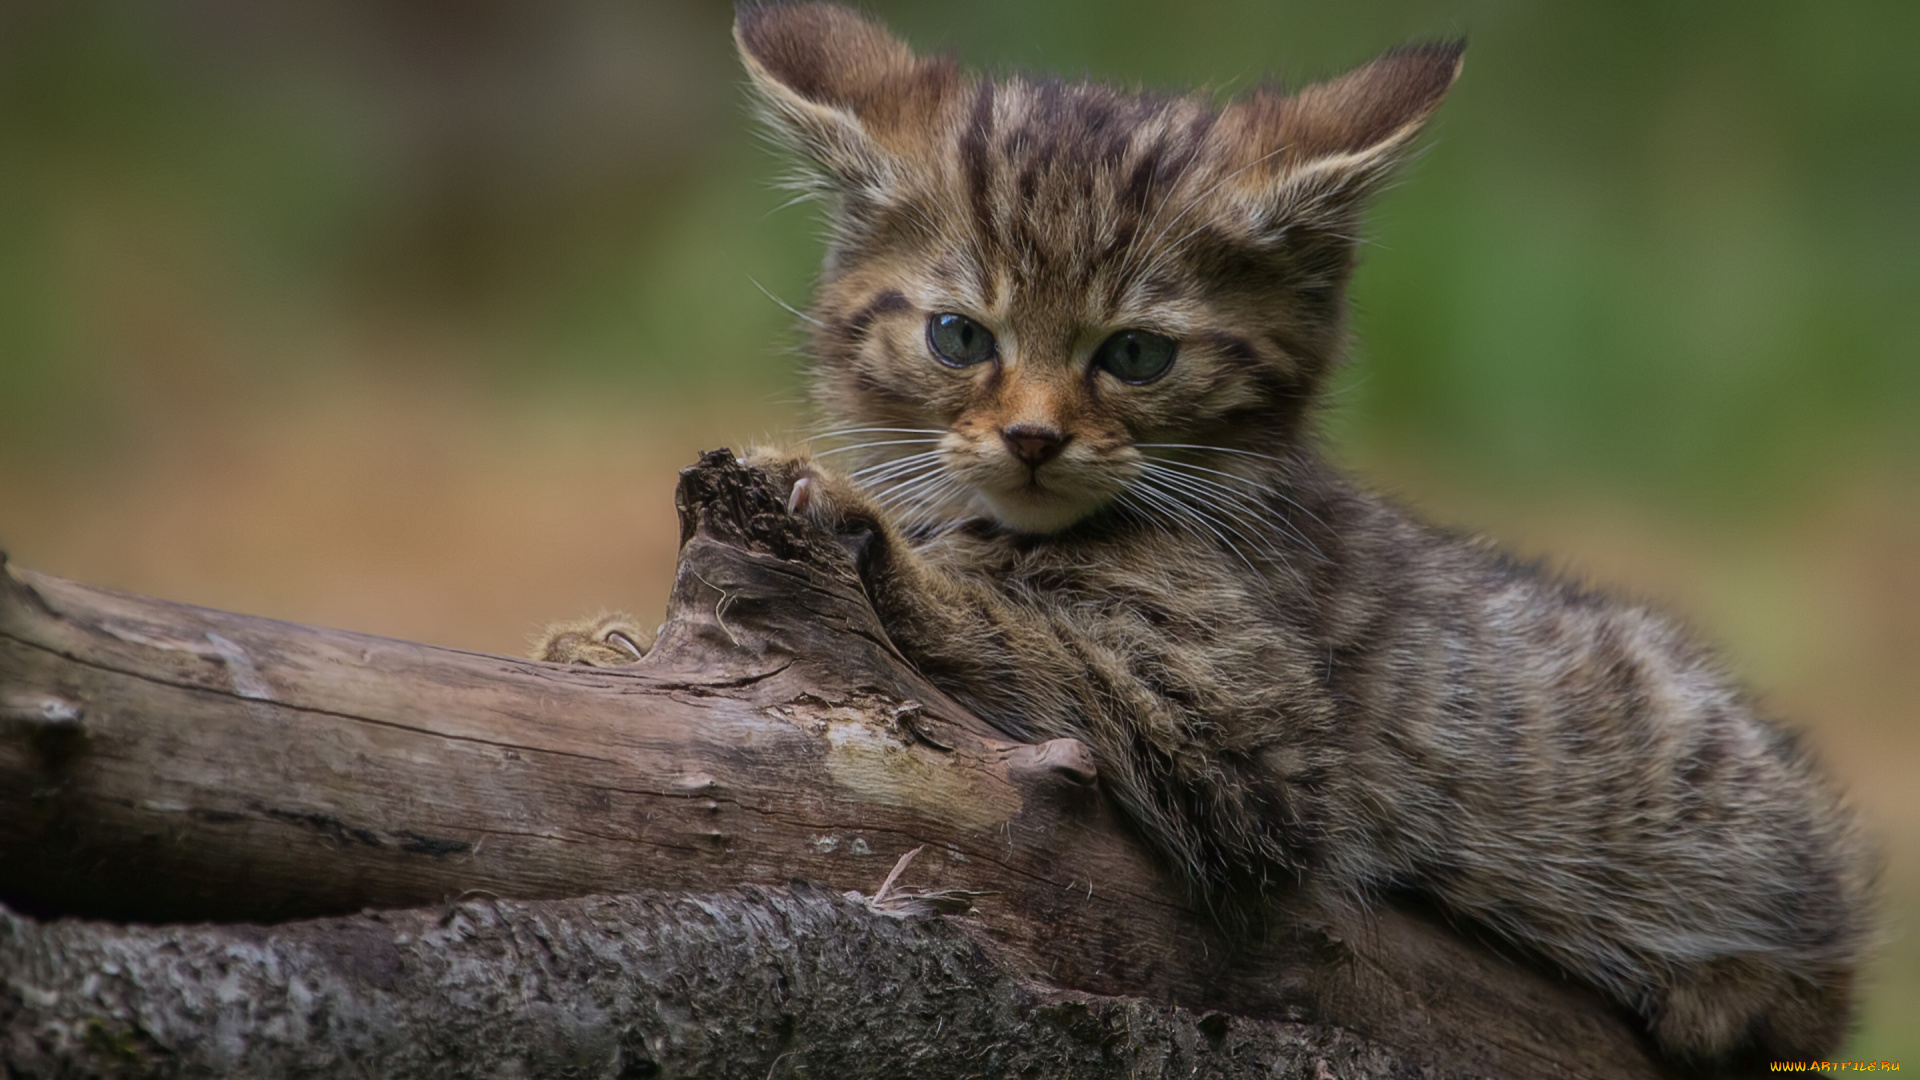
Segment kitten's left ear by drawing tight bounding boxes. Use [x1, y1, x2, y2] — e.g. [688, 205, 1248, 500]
[735, 3, 961, 194]
[1219, 41, 1465, 234]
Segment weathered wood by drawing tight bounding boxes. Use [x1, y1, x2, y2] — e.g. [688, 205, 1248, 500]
[0, 451, 1659, 1079]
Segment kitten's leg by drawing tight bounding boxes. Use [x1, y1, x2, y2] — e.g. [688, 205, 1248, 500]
[745, 452, 1865, 1069]
[531, 611, 652, 666]
[742, 448, 1308, 889]
[1653, 957, 1852, 1067]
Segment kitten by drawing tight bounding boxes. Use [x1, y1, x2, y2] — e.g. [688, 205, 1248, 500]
[540, 4, 1876, 1069]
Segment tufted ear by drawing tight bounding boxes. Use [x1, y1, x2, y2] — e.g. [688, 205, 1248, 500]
[1217, 41, 1465, 235]
[735, 3, 962, 195]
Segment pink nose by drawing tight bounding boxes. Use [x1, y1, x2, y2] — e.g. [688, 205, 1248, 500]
[1002, 424, 1067, 466]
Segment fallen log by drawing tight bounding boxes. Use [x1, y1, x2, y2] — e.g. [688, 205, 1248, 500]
[0, 451, 1658, 1078]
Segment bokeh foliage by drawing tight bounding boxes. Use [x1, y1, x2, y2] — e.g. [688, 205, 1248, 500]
[2, 0, 1914, 506]
[1, 1, 1915, 1064]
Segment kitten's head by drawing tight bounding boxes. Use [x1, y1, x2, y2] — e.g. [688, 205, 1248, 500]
[738, 3, 1461, 535]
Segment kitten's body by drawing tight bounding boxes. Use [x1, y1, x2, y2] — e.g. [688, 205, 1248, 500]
[542, 5, 1875, 1069]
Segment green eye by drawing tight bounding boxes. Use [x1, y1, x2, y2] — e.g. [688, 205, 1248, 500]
[927, 313, 996, 368]
[1093, 329, 1177, 384]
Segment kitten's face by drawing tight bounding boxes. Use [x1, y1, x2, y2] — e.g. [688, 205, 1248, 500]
[739, 5, 1460, 534]
[807, 98, 1291, 534]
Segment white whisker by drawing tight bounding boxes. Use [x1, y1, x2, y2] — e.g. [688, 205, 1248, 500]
[880, 475, 967, 532]
[891, 474, 967, 531]
[873, 465, 956, 510]
[749, 277, 825, 328]
[806, 426, 947, 441]
[1137, 467, 1286, 555]
[813, 438, 944, 459]
[1136, 442, 1292, 466]
[1134, 469, 1311, 590]
[850, 450, 946, 481]
[1125, 477, 1261, 576]
[1139, 459, 1323, 558]
[1137, 446, 1331, 532]
[851, 456, 948, 493]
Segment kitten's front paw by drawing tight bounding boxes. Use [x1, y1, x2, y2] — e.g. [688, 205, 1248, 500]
[742, 446, 891, 576]
[742, 448, 882, 535]
[531, 612, 651, 666]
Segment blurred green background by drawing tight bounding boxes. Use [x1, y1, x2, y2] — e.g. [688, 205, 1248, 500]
[1, 0, 1913, 1063]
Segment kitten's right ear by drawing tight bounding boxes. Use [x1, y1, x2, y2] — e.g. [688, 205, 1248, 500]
[735, 3, 960, 193]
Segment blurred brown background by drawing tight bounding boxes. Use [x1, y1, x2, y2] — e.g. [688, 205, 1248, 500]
[0, 0, 1913, 1059]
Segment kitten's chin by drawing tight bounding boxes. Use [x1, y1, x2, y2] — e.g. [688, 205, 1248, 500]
[974, 488, 1105, 535]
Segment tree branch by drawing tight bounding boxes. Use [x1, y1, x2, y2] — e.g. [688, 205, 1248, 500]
[0, 450, 1658, 1078]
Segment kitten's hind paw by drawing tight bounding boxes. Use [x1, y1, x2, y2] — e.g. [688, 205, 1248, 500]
[531, 612, 652, 666]
[1650, 956, 1852, 1072]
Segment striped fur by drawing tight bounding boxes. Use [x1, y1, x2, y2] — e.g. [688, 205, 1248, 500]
[611, 5, 1876, 1069]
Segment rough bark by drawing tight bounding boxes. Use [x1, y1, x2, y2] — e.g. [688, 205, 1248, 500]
[3, 883, 1453, 1079]
[0, 450, 1660, 1079]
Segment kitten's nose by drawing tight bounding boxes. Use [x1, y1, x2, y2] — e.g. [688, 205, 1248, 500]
[1002, 424, 1068, 467]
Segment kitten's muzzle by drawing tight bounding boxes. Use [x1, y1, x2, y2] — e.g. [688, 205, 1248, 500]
[1002, 424, 1069, 467]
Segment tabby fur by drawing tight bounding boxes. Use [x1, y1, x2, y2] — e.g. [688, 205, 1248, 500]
[539, 5, 1876, 1069]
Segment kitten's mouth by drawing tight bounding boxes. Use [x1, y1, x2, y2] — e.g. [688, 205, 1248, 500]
[969, 467, 1121, 535]
[937, 436, 1132, 535]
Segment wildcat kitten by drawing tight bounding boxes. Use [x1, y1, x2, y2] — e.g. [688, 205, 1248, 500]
[539, 4, 1876, 1069]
